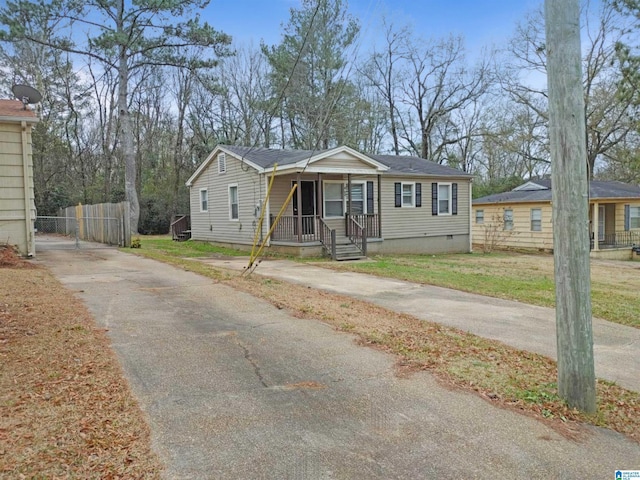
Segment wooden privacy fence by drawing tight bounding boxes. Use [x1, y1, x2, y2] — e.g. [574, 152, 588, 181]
[58, 201, 131, 247]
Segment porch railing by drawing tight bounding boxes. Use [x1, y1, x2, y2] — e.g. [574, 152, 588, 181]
[347, 216, 367, 256]
[590, 230, 640, 250]
[346, 213, 380, 238]
[171, 214, 191, 241]
[319, 218, 336, 260]
[270, 215, 320, 242]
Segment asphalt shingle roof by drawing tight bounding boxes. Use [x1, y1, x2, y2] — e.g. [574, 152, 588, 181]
[473, 179, 640, 204]
[221, 145, 471, 177]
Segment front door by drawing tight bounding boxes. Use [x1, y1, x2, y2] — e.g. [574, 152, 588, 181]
[292, 181, 316, 235]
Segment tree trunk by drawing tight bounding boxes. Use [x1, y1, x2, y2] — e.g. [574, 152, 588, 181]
[545, 0, 596, 414]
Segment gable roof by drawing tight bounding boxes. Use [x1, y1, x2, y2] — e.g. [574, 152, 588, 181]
[186, 144, 471, 186]
[0, 100, 38, 123]
[473, 179, 640, 205]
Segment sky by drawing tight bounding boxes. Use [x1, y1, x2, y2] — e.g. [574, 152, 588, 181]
[207, 0, 544, 53]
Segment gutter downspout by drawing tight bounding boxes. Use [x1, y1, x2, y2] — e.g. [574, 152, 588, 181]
[21, 121, 34, 257]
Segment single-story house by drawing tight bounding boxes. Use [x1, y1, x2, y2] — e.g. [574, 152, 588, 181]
[185, 145, 473, 259]
[0, 100, 38, 257]
[472, 178, 640, 257]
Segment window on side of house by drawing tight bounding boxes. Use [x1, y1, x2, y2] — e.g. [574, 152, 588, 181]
[438, 183, 451, 215]
[531, 208, 542, 231]
[475, 209, 484, 224]
[504, 208, 513, 230]
[324, 182, 344, 218]
[200, 188, 208, 212]
[228, 184, 238, 220]
[218, 153, 226, 174]
[402, 183, 415, 207]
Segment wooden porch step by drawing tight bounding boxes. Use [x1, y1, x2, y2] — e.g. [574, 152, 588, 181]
[334, 243, 365, 261]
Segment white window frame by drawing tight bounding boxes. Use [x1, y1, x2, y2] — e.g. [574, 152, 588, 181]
[504, 208, 513, 231]
[401, 182, 415, 208]
[218, 153, 226, 174]
[630, 206, 640, 229]
[438, 183, 452, 215]
[475, 209, 484, 224]
[228, 183, 239, 221]
[346, 181, 367, 215]
[322, 181, 368, 218]
[531, 208, 542, 232]
[199, 188, 208, 213]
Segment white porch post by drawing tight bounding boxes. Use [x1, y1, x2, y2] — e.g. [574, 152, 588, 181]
[592, 201, 599, 251]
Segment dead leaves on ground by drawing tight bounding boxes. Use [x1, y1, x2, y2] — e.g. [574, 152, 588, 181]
[0, 259, 161, 478]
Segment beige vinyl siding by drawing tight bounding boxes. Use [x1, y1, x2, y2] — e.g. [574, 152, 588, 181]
[190, 154, 264, 245]
[310, 152, 377, 170]
[380, 177, 471, 239]
[472, 203, 553, 250]
[0, 121, 35, 256]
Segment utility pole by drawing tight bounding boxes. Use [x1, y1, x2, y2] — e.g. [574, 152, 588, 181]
[545, 0, 596, 413]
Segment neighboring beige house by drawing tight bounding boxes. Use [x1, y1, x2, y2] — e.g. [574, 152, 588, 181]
[0, 100, 38, 256]
[185, 145, 473, 259]
[472, 179, 640, 256]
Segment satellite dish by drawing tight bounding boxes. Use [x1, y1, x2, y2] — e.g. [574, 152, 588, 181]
[12, 84, 42, 109]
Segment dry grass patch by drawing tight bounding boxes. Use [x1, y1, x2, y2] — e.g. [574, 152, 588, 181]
[0, 249, 161, 478]
[225, 274, 640, 442]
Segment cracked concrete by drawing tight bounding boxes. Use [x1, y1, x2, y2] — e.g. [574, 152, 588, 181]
[36, 248, 640, 479]
[198, 257, 640, 393]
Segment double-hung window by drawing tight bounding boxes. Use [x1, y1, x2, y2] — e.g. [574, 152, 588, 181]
[347, 183, 365, 214]
[229, 184, 238, 220]
[200, 188, 208, 212]
[504, 208, 513, 231]
[438, 183, 451, 215]
[531, 208, 542, 231]
[402, 183, 415, 207]
[475, 209, 484, 224]
[324, 182, 344, 217]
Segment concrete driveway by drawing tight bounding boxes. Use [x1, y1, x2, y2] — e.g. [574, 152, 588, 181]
[37, 248, 640, 479]
[199, 257, 640, 393]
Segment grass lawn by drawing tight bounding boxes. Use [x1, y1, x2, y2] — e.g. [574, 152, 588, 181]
[321, 251, 640, 328]
[126, 238, 640, 443]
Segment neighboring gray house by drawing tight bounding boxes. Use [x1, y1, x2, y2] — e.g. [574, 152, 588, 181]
[0, 100, 38, 256]
[185, 145, 472, 259]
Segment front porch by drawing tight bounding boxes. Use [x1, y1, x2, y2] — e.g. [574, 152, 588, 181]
[266, 172, 384, 260]
[589, 202, 640, 257]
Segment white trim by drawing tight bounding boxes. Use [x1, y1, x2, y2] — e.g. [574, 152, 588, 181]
[530, 207, 542, 232]
[401, 182, 416, 208]
[292, 145, 390, 171]
[323, 180, 345, 218]
[199, 188, 208, 212]
[504, 208, 514, 231]
[437, 182, 452, 216]
[513, 181, 549, 191]
[217, 153, 227, 174]
[475, 209, 484, 224]
[469, 180, 473, 252]
[228, 183, 239, 221]
[186, 145, 263, 187]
